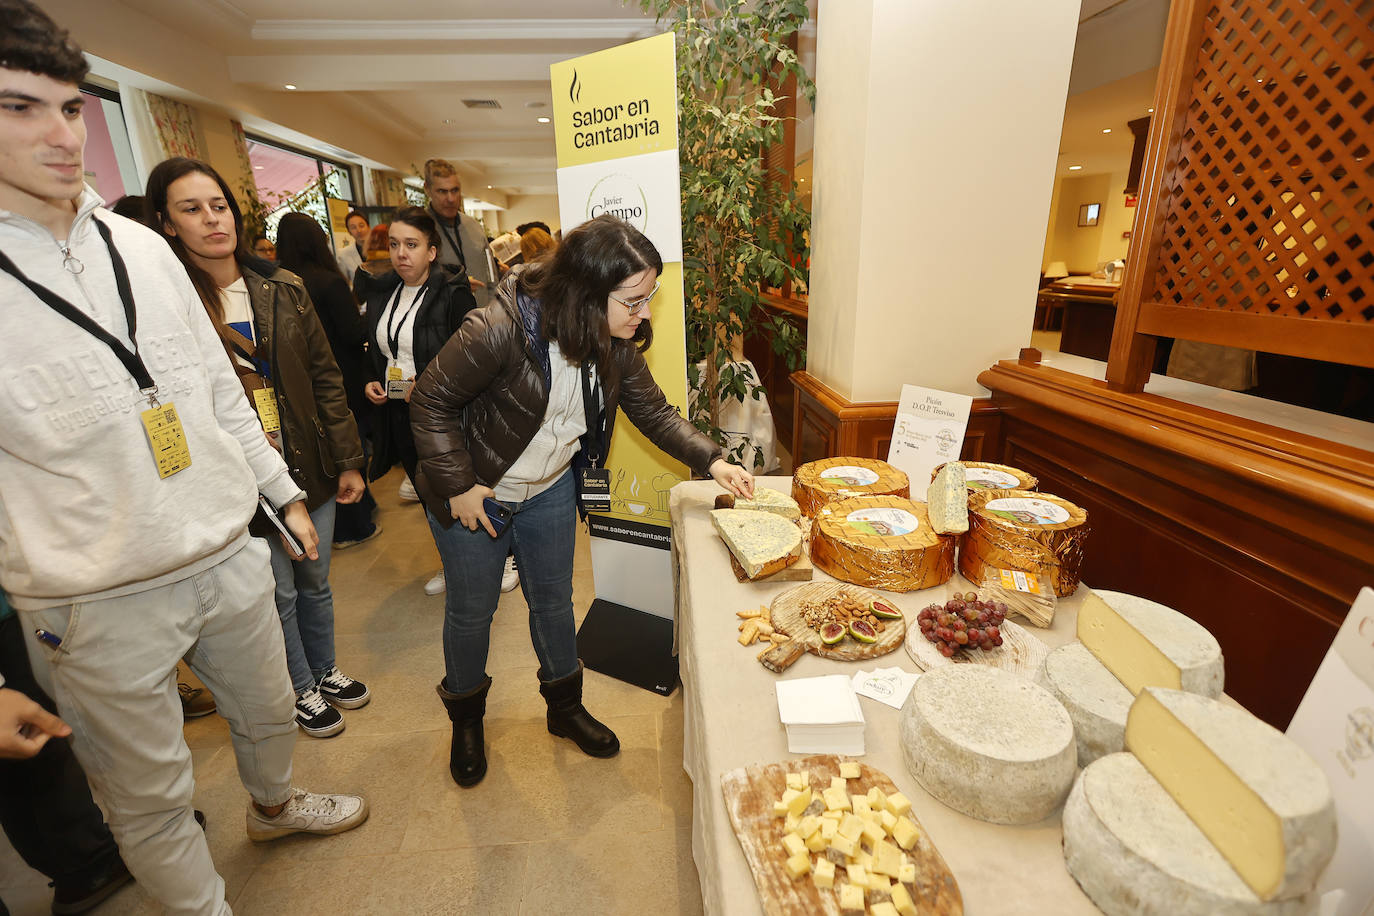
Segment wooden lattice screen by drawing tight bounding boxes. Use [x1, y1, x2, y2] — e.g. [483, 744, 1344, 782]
[1108, 0, 1374, 390]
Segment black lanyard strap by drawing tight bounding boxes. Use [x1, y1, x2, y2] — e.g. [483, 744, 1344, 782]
[384, 279, 427, 361]
[432, 210, 467, 275]
[580, 360, 602, 466]
[0, 216, 159, 402]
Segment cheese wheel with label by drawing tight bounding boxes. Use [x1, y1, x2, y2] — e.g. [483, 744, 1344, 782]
[810, 496, 955, 592]
[1078, 590, 1224, 698]
[792, 457, 909, 517]
[1063, 753, 1316, 916]
[931, 461, 1037, 492]
[1036, 642, 1132, 766]
[1125, 688, 1336, 901]
[960, 489, 1088, 596]
[899, 665, 1076, 824]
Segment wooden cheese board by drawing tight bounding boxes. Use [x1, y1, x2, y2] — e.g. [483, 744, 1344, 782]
[721, 754, 963, 916]
[759, 582, 906, 673]
[903, 617, 1048, 677]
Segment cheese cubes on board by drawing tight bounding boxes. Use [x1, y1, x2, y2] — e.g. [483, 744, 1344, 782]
[899, 665, 1076, 824]
[1124, 688, 1336, 901]
[710, 508, 802, 579]
[1078, 590, 1224, 697]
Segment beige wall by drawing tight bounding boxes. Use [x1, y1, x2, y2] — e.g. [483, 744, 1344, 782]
[1046, 173, 1111, 274]
[494, 195, 561, 236]
[809, 0, 1081, 402]
[1095, 171, 1137, 265]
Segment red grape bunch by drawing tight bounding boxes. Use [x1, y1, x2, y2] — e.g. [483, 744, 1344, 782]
[917, 592, 1007, 658]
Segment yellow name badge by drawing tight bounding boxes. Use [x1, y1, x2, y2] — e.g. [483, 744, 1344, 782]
[386, 366, 403, 381]
[253, 386, 281, 433]
[140, 402, 192, 479]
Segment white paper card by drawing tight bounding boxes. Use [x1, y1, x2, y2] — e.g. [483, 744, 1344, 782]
[556, 149, 683, 262]
[851, 666, 921, 710]
[1286, 587, 1374, 916]
[775, 674, 864, 726]
[886, 384, 974, 498]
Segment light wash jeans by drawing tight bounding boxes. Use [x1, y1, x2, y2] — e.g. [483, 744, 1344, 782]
[429, 469, 580, 693]
[267, 496, 338, 693]
[18, 538, 296, 916]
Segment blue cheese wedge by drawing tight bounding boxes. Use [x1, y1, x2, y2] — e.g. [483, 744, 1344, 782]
[926, 462, 969, 535]
[710, 509, 802, 580]
[716, 488, 802, 520]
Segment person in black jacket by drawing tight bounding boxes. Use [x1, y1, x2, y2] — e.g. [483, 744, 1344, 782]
[276, 212, 379, 548]
[363, 207, 477, 493]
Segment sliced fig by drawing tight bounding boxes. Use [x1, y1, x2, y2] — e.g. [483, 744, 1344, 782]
[819, 622, 847, 645]
[869, 598, 903, 620]
[848, 619, 878, 643]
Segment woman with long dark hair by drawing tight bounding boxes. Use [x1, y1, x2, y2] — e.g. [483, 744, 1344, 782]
[275, 212, 379, 549]
[409, 215, 754, 788]
[146, 158, 371, 738]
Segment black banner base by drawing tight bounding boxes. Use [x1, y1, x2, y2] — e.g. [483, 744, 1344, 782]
[577, 599, 678, 697]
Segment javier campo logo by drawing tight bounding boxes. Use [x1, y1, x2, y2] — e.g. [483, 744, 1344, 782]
[585, 173, 649, 231]
[569, 69, 582, 104]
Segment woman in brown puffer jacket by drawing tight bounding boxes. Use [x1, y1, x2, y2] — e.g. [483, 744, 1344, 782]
[409, 215, 754, 787]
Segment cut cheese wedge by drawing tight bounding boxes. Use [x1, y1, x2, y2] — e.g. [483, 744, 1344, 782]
[1124, 688, 1336, 901]
[1078, 590, 1224, 697]
[926, 462, 969, 535]
[1064, 753, 1316, 916]
[715, 487, 802, 520]
[709, 509, 801, 580]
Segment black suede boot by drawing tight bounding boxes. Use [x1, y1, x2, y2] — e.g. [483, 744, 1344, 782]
[538, 662, 620, 758]
[436, 676, 492, 787]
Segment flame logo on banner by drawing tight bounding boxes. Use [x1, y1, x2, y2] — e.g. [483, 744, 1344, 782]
[569, 69, 582, 104]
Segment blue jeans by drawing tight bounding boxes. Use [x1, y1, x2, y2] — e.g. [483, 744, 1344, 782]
[429, 470, 580, 694]
[267, 497, 338, 694]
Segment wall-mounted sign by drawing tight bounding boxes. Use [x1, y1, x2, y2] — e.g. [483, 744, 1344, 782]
[1124, 194, 1139, 207]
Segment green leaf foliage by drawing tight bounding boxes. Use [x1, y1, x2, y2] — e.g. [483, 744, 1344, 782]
[637, 0, 814, 467]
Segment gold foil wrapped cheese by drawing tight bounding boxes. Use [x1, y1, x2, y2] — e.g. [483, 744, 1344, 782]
[931, 461, 1037, 492]
[792, 457, 909, 518]
[811, 496, 956, 592]
[960, 490, 1088, 597]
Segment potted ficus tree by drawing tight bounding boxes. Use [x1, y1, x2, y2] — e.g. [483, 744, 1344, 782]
[638, 0, 815, 470]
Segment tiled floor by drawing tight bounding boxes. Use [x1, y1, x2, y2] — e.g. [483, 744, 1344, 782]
[0, 469, 703, 915]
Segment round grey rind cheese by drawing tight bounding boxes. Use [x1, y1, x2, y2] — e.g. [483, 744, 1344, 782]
[1036, 642, 1132, 766]
[899, 665, 1075, 825]
[1063, 753, 1316, 916]
[1093, 590, 1224, 698]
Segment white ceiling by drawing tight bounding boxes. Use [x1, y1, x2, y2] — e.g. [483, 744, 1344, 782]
[86, 0, 1164, 202]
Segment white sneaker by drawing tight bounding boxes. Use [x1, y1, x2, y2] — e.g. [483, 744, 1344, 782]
[424, 570, 446, 596]
[246, 787, 369, 842]
[501, 556, 519, 593]
[398, 478, 419, 502]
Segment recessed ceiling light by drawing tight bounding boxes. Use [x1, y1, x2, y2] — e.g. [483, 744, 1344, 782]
[1069, 165, 1083, 171]
[537, 116, 551, 124]
[442, 118, 453, 124]
[254, 165, 264, 170]
[487, 185, 492, 189]
[1101, 128, 1112, 134]
[1147, 108, 1154, 113]
[284, 84, 297, 90]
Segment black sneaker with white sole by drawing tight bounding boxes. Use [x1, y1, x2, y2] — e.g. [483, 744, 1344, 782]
[295, 686, 344, 738]
[316, 666, 370, 709]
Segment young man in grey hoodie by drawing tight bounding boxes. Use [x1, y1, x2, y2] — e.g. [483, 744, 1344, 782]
[0, 3, 368, 913]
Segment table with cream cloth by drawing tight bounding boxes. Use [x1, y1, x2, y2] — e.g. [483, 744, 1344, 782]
[670, 476, 1103, 916]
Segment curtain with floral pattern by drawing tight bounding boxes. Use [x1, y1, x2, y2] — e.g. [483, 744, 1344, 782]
[144, 92, 204, 160]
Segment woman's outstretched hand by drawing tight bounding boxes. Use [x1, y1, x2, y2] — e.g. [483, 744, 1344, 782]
[709, 459, 755, 499]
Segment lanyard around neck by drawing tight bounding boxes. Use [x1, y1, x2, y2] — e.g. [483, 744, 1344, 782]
[0, 217, 161, 406]
[432, 209, 467, 274]
[384, 280, 427, 360]
[580, 360, 602, 466]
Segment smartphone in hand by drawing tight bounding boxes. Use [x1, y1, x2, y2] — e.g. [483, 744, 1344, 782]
[259, 495, 305, 557]
[482, 497, 512, 536]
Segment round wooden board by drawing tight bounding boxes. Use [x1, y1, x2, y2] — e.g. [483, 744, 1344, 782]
[770, 581, 906, 662]
[904, 617, 1047, 677]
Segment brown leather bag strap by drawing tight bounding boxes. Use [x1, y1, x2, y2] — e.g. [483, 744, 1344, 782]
[220, 324, 256, 361]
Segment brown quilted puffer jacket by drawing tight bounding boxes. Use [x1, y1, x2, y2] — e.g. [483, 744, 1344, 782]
[409, 274, 721, 528]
